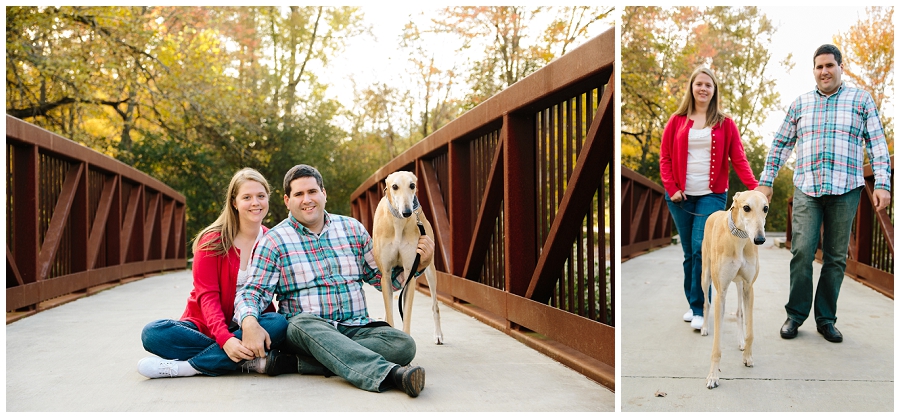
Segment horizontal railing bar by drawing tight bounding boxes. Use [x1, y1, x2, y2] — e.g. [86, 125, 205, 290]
[6, 116, 184, 203]
[351, 29, 614, 201]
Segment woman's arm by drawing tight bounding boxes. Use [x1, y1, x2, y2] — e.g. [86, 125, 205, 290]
[725, 119, 759, 190]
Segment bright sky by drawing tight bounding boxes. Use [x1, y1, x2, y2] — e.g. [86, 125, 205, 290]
[324, 6, 614, 119]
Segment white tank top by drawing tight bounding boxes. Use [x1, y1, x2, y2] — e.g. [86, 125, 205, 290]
[685, 127, 713, 196]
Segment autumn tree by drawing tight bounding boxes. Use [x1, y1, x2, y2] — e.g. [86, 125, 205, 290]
[833, 6, 894, 149]
[7, 6, 368, 250]
[429, 6, 612, 109]
[621, 6, 793, 231]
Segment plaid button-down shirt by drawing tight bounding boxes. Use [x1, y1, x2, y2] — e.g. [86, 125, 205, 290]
[759, 83, 892, 196]
[235, 212, 402, 327]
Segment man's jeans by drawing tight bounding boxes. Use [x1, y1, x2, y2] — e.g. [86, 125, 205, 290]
[285, 313, 416, 392]
[786, 186, 862, 327]
[141, 311, 288, 376]
[665, 192, 727, 316]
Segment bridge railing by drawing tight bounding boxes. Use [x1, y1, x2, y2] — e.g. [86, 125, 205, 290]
[350, 30, 614, 389]
[6, 115, 187, 316]
[621, 166, 672, 259]
[786, 158, 894, 299]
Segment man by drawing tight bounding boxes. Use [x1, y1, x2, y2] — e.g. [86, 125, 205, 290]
[756, 44, 892, 343]
[236, 164, 436, 397]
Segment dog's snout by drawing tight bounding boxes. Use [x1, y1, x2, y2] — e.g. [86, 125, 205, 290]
[753, 237, 766, 245]
[402, 210, 412, 218]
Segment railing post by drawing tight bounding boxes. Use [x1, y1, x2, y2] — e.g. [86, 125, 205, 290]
[72, 162, 90, 273]
[448, 140, 472, 277]
[503, 113, 536, 297]
[14, 143, 40, 285]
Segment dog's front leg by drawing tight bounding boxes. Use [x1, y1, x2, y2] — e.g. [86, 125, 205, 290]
[381, 276, 395, 327]
[736, 280, 745, 351]
[707, 282, 727, 389]
[742, 283, 754, 367]
[376, 258, 396, 327]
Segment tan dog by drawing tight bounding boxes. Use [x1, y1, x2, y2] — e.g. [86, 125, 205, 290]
[372, 171, 444, 345]
[700, 190, 768, 389]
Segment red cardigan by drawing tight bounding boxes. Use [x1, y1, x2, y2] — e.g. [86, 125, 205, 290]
[180, 227, 274, 348]
[659, 114, 758, 198]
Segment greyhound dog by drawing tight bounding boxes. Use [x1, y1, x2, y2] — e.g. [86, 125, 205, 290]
[700, 190, 768, 389]
[372, 171, 444, 345]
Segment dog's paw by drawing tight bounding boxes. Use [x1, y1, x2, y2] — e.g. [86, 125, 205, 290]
[743, 355, 754, 367]
[706, 375, 719, 389]
[700, 327, 708, 336]
[434, 333, 444, 345]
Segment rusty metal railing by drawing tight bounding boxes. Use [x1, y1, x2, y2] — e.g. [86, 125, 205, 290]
[6, 115, 187, 317]
[621, 166, 672, 259]
[350, 30, 614, 390]
[786, 158, 894, 298]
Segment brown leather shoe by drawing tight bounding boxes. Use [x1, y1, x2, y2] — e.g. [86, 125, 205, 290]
[390, 365, 426, 397]
[816, 323, 843, 343]
[780, 318, 800, 339]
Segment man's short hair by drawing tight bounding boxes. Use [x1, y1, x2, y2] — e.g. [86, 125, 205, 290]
[814, 44, 842, 66]
[283, 164, 324, 196]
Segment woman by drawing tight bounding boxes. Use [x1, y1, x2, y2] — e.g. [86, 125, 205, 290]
[659, 66, 759, 331]
[138, 168, 292, 378]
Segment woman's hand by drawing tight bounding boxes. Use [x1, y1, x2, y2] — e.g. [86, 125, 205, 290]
[223, 337, 255, 362]
[670, 190, 685, 203]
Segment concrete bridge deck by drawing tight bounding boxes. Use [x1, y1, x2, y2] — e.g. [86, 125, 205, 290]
[5, 270, 613, 412]
[621, 234, 894, 412]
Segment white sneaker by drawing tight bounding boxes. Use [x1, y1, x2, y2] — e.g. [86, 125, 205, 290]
[683, 310, 693, 322]
[691, 315, 704, 330]
[138, 357, 180, 378]
[240, 356, 267, 374]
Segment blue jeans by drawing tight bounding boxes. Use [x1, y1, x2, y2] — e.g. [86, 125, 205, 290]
[284, 313, 416, 392]
[141, 312, 288, 376]
[665, 192, 727, 316]
[786, 186, 862, 327]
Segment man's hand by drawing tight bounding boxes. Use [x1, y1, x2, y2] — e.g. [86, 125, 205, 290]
[755, 185, 773, 202]
[873, 189, 892, 212]
[416, 235, 435, 271]
[670, 190, 685, 203]
[223, 337, 255, 363]
[240, 316, 271, 358]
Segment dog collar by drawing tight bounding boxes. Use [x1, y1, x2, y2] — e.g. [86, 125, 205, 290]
[728, 210, 749, 239]
[388, 195, 421, 219]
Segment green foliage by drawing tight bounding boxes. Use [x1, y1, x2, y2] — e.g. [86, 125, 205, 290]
[7, 6, 368, 257]
[622, 6, 792, 230]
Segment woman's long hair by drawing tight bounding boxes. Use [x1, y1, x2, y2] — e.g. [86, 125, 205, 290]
[191, 168, 270, 256]
[673, 66, 729, 128]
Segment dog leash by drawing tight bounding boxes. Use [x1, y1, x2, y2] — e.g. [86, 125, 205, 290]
[398, 209, 427, 321]
[672, 199, 709, 217]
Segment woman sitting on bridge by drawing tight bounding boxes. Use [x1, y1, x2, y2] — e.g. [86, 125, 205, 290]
[137, 168, 291, 378]
[659, 66, 758, 332]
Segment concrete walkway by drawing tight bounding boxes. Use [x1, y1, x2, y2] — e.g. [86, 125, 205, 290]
[621, 234, 894, 412]
[6, 269, 612, 412]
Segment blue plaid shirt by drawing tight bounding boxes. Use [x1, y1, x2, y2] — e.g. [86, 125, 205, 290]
[235, 212, 402, 327]
[759, 83, 892, 196]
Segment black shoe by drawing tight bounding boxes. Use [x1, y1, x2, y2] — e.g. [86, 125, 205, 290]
[817, 323, 843, 343]
[389, 365, 426, 397]
[780, 318, 800, 339]
[265, 349, 299, 376]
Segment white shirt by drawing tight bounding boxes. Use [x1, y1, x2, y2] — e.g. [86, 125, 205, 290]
[684, 127, 713, 196]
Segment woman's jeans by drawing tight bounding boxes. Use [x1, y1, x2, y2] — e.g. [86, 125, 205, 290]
[786, 186, 861, 327]
[665, 192, 727, 316]
[141, 312, 288, 376]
